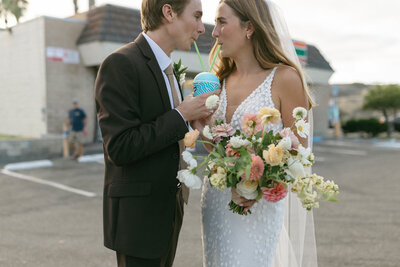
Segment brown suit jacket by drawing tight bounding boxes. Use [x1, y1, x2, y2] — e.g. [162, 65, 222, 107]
[95, 33, 189, 259]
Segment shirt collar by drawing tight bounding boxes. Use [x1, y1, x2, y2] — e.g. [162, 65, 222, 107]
[142, 32, 171, 72]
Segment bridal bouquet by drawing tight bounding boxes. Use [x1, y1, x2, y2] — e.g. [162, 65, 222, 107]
[178, 106, 339, 215]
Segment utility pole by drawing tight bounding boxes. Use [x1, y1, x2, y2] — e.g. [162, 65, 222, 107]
[329, 87, 342, 138]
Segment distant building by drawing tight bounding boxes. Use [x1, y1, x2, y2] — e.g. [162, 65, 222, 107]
[333, 83, 382, 121]
[0, 4, 334, 142]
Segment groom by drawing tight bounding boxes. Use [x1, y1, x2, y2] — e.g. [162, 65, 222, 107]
[95, 0, 213, 266]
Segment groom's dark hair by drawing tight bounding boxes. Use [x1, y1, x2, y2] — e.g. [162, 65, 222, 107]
[141, 0, 191, 32]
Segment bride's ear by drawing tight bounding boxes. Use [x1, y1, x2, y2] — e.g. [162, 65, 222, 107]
[245, 21, 255, 39]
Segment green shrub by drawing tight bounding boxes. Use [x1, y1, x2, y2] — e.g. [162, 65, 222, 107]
[342, 118, 387, 137]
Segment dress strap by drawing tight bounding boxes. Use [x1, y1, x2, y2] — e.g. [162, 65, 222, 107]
[269, 66, 278, 82]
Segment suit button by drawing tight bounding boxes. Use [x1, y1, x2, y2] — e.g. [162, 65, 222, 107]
[172, 153, 179, 159]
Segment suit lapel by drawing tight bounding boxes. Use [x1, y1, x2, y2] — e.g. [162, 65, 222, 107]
[135, 33, 171, 112]
[173, 70, 184, 102]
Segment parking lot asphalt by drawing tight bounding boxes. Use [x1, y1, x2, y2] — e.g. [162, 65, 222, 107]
[0, 139, 399, 267]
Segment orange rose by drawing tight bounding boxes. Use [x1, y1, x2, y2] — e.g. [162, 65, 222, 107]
[184, 129, 200, 149]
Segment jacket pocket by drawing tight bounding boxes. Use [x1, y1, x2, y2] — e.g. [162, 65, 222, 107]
[108, 182, 151, 197]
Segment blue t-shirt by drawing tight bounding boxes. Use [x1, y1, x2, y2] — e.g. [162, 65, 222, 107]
[69, 108, 87, 131]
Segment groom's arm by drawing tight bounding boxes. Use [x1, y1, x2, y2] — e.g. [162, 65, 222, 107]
[95, 52, 188, 166]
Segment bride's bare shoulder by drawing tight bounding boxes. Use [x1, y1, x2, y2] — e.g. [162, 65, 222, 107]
[273, 65, 304, 98]
[274, 65, 302, 87]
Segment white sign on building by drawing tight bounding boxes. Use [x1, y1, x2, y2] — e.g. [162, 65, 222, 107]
[46, 46, 80, 64]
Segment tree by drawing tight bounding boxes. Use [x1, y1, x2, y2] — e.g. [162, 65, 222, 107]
[89, 0, 95, 9]
[73, 0, 78, 14]
[363, 84, 400, 137]
[0, 0, 28, 30]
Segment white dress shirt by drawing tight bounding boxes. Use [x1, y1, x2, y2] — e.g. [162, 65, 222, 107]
[142, 32, 186, 122]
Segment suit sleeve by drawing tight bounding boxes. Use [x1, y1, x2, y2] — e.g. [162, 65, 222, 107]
[95, 53, 189, 166]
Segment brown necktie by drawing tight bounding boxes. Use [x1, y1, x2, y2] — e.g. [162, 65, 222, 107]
[164, 64, 189, 204]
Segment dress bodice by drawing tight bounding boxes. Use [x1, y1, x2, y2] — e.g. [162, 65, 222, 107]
[213, 66, 283, 133]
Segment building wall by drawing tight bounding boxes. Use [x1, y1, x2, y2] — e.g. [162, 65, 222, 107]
[44, 17, 97, 142]
[310, 84, 332, 138]
[0, 18, 47, 138]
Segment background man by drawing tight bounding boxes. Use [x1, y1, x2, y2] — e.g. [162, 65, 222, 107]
[67, 99, 87, 159]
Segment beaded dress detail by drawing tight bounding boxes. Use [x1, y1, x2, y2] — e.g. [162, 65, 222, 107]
[201, 67, 285, 267]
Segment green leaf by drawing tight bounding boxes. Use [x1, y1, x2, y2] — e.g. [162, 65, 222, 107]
[216, 143, 226, 156]
[255, 188, 263, 201]
[255, 131, 262, 140]
[245, 164, 251, 180]
[324, 194, 339, 202]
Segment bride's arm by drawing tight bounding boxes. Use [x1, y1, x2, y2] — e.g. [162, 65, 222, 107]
[272, 66, 309, 148]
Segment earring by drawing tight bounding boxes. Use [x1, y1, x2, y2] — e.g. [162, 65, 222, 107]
[247, 34, 251, 39]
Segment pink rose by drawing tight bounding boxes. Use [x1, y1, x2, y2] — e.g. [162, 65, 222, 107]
[280, 128, 300, 149]
[226, 142, 240, 157]
[241, 154, 265, 181]
[261, 182, 288, 202]
[241, 114, 263, 137]
[212, 123, 235, 143]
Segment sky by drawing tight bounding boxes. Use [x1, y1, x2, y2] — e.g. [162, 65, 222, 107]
[2, 0, 400, 85]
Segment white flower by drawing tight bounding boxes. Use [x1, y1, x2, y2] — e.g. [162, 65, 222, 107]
[182, 150, 197, 169]
[297, 145, 312, 165]
[203, 125, 213, 140]
[229, 136, 250, 148]
[177, 170, 202, 189]
[236, 179, 259, 200]
[251, 135, 263, 144]
[287, 157, 306, 179]
[179, 72, 186, 85]
[210, 167, 227, 190]
[291, 178, 304, 193]
[301, 191, 319, 210]
[277, 137, 292, 151]
[311, 174, 324, 186]
[295, 119, 310, 138]
[205, 95, 220, 109]
[292, 107, 307, 120]
[321, 180, 339, 194]
[207, 160, 216, 170]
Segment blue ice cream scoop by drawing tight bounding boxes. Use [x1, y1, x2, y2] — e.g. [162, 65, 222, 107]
[193, 72, 220, 96]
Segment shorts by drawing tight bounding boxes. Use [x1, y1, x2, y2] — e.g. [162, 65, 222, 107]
[69, 131, 84, 144]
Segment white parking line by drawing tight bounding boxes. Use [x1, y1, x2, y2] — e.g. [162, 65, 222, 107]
[4, 160, 53, 171]
[314, 147, 367, 156]
[78, 154, 104, 164]
[0, 169, 97, 198]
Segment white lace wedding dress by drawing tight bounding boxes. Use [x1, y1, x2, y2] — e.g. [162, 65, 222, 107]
[201, 67, 285, 267]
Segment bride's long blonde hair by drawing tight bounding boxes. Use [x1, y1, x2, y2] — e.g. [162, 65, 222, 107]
[210, 0, 315, 108]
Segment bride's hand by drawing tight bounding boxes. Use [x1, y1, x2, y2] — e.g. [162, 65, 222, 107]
[231, 187, 256, 214]
[190, 115, 212, 133]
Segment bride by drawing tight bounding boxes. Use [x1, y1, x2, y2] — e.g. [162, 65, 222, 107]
[191, 0, 318, 266]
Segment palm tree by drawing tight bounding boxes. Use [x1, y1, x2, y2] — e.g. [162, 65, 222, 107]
[0, 0, 28, 30]
[89, 0, 95, 9]
[73, 0, 78, 14]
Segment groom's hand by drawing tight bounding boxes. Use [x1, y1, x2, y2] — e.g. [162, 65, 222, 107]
[176, 90, 221, 121]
